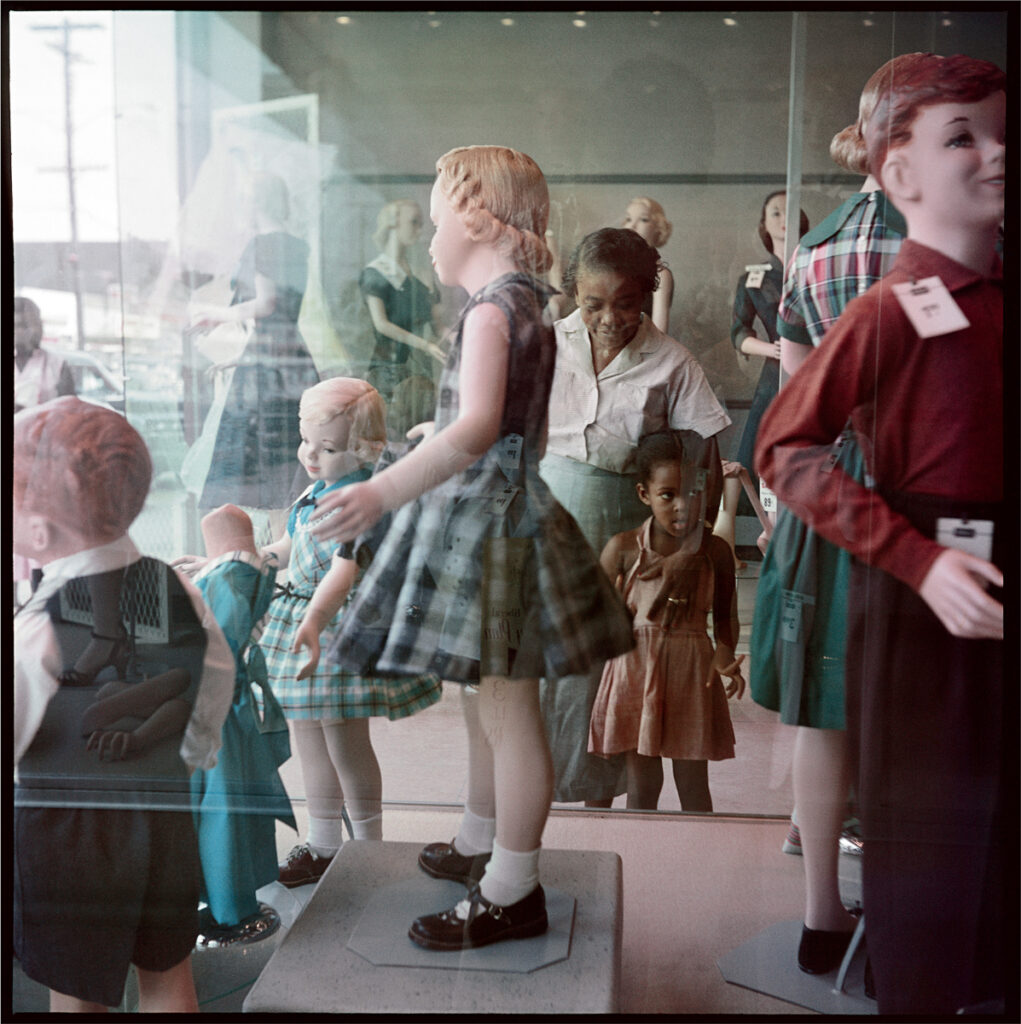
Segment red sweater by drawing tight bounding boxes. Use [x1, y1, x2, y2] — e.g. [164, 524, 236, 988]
[756, 239, 1002, 592]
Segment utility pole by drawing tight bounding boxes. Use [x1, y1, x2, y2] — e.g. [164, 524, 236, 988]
[32, 17, 105, 350]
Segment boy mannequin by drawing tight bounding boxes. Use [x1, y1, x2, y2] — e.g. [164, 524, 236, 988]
[14, 397, 233, 1012]
[756, 55, 1005, 1013]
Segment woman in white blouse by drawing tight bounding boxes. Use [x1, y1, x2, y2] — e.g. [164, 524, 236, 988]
[539, 228, 730, 806]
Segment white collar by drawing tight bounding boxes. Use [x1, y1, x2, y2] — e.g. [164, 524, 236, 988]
[25, 534, 141, 610]
[367, 252, 408, 290]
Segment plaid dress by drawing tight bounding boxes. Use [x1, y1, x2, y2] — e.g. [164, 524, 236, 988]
[751, 190, 905, 728]
[325, 272, 634, 684]
[260, 471, 442, 719]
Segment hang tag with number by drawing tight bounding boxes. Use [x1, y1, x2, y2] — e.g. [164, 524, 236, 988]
[892, 276, 970, 338]
[759, 481, 777, 513]
[936, 518, 994, 562]
[780, 590, 814, 644]
[744, 263, 771, 289]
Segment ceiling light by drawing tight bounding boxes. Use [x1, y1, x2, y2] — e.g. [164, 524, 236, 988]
[573, 19, 586, 28]
[335, 16, 352, 25]
[500, 18, 514, 26]
[723, 17, 737, 27]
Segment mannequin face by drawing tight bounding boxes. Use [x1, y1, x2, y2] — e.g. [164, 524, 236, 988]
[623, 202, 658, 246]
[396, 203, 424, 248]
[575, 267, 645, 350]
[885, 92, 1005, 229]
[428, 179, 474, 288]
[762, 194, 787, 250]
[298, 415, 353, 485]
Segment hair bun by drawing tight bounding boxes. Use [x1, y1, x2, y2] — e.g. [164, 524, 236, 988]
[829, 122, 869, 175]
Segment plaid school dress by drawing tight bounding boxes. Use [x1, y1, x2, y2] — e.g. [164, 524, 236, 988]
[259, 471, 442, 719]
[324, 272, 634, 684]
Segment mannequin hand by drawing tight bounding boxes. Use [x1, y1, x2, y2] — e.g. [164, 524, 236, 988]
[189, 306, 223, 331]
[709, 648, 746, 698]
[407, 420, 435, 442]
[918, 548, 1003, 639]
[770, 340, 782, 360]
[310, 480, 383, 544]
[171, 554, 208, 578]
[293, 619, 321, 681]
[756, 530, 770, 556]
[87, 728, 138, 761]
[721, 460, 743, 478]
[427, 342, 447, 364]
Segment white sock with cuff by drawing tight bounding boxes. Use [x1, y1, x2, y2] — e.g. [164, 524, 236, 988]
[477, 841, 540, 907]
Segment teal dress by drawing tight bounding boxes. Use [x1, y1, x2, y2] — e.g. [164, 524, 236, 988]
[190, 551, 295, 926]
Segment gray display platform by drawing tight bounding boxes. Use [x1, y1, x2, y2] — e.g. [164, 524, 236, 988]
[243, 840, 622, 1015]
[717, 919, 877, 1014]
[348, 875, 575, 972]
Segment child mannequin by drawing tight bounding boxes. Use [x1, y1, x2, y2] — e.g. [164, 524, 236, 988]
[14, 397, 234, 1013]
[590, 431, 745, 811]
[189, 504, 295, 945]
[756, 54, 1005, 1014]
[179, 377, 442, 887]
[361, 199, 445, 401]
[622, 196, 674, 333]
[311, 146, 633, 950]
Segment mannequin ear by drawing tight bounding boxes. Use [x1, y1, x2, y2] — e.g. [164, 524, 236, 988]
[881, 151, 921, 205]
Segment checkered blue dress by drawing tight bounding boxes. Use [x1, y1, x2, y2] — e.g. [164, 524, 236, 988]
[324, 272, 634, 684]
[259, 471, 442, 719]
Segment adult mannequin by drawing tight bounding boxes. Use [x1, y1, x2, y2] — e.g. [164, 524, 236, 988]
[757, 54, 1005, 1014]
[622, 197, 674, 333]
[360, 199, 444, 401]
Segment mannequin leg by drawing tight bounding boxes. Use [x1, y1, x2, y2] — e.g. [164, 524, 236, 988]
[476, 677, 552, 853]
[290, 720, 345, 854]
[461, 685, 496, 822]
[671, 759, 713, 812]
[65, 569, 128, 682]
[319, 717, 382, 826]
[625, 752, 664, 809]
[49, 990, 109, 1013]
[792, 725, 856, 931]
[135, 958, 199, 1013]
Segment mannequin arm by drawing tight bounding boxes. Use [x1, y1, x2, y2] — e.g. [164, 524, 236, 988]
[740, 334, 782, 360]
[86, 699, 192, 761]
[650, 267, 674, 334]
[365, 295, 445, 363]
[293, 556, 358, 680]
[780, 336, 812, 376]
[311, 302, 509, 543]
[260, 531, 293, 569]
[917, 548, 1003, 639]
[190, 271, 276, 329]
[81, 667, 191, 736]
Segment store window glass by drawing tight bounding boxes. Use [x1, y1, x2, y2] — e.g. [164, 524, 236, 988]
[10, 8, 1008, 823]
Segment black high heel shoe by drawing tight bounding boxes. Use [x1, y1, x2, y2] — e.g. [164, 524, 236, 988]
[59, 631, 130, 687]
[797, 923, 856, 974]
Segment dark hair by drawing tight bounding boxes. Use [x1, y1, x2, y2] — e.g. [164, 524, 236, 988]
[628, 429, 724, 528]
[562, 227, 661, 300]
[865, 53, 1006, 181]
[757, 191, 810, 254]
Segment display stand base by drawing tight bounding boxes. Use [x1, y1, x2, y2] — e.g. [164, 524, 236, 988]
[243, 840, 622, 1015]
[717, 919, 877, 1014]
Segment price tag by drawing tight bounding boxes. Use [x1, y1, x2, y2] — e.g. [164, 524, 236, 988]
[892, 276, 970, 338]
[744, 263, 772, 289]
[781, 590, 814, 644]
[936, 518, 994, 562]
[759, 481, 777, 513]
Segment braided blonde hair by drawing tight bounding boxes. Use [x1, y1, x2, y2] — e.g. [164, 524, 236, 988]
[434, 146, 553, 276]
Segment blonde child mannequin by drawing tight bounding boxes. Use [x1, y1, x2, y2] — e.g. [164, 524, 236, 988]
[591, 431, 745, 811]
[757, 55, 1005, 1013]
[311, 146, 633, 950]
[622, 197, 674, 333]
[176, 377, 442, 888]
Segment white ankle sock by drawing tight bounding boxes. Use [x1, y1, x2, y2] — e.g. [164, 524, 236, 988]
[454, 807, 496, 856]
[478, 841, 540, 907]
[349, 813, 382, 840]
[306, 815, 344, 857]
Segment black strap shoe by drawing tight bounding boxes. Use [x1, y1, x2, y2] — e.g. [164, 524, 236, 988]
[409, 883, 548, 951]
[418, 839, 491, 885]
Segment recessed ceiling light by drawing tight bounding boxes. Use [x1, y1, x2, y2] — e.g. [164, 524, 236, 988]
[429, 19, 441, 29]
[573, 19, 586, 28]
[335, 16, 352, 25]
[723, 17, 737, 27]
[942, 18, 953, 27]
[863, 18, 874, 26]
[500, 18, 514, 26]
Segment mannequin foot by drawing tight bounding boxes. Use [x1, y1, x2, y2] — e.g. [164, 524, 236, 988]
[797, 923, 856, 974]
[408, 883, 547, 951]
[278, 844, 334, 888]
[59, 631, 129, 687]
[418, 840, 491, 885]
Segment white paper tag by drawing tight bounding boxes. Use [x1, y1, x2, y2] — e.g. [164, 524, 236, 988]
[936, 518, 993, 562]
[892, 276, 970, 338]
[744, 263, 771, 289]
[781, 590, 813, 644]
[759, 481, 777, 513]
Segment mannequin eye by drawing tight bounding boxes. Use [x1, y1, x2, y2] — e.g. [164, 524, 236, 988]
[947, 131, 973, 148]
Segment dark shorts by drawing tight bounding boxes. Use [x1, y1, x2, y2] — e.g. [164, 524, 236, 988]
[13, 806, 200, 1007]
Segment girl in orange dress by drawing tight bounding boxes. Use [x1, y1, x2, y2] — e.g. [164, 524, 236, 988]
[590, 430, 745, 811]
